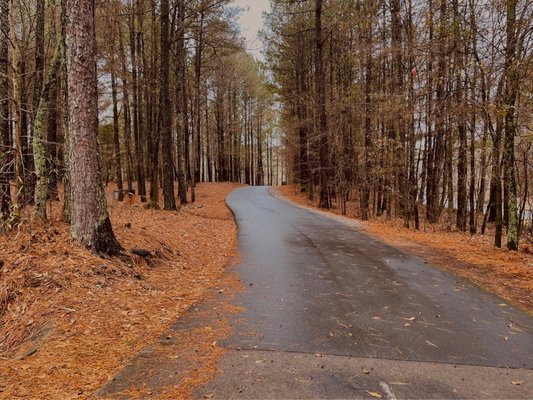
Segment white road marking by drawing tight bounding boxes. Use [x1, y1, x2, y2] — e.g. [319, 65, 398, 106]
[379, 381, 398, 400]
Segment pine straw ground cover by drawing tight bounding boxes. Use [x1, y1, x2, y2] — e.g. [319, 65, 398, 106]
[0, 182, 243, 398]
[277, 185, 533, 315]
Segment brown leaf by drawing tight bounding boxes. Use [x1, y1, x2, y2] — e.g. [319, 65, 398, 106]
[365, 390, 382, 398]
[512, 381, 525, 386]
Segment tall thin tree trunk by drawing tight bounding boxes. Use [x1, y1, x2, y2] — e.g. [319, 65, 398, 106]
[33, 0, 45, 119]
[47, 83, 59, 201]
[175, 0, 187, 204]
[315, 0, 329, 209]
[61, 0, 72, 223]
[111, 71, 123, 198]
[34, 46, 61, 219]
[361, 2, 372, 220]
[118, 25, 133, 193]
[454, 0, 467, 231]
[0, 0, 11, 222]
[160, 0, 176, 210]
[129, 2, 146, 201]
[503, 0, 519, 250]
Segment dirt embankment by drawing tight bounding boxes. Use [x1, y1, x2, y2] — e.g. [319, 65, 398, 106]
[276, 185, 533, 315]
[0, 182, 242, 399]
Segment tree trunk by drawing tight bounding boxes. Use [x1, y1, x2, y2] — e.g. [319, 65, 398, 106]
[175, 0, 187, 204]
[361, 2, 372, 221]
[454, 0, 467, 231]
[66, 0, 122, 255]
[118, 25, 134, 193]
[34, 46, 61, 219]
[0, 0, 10, 222]
[503, 0, 519, 251]
[61, 0, 72, 223]
[428, 0, 447, 223]
[315, 0, 329, 209]
[129, 3, 146, 201]
[160, 0, 176, 210]
[111, 71, 123, 198]
[33, 0, 45, 120]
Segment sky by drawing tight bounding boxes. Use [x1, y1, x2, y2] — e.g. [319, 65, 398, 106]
[232, 0, 271, 59]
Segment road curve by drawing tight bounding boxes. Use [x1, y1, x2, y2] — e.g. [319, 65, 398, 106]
[196, 186, 533, 399]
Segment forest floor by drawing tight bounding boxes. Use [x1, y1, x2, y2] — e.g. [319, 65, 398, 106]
[0, 182, 243, 399]
[277, 185, 533, 315]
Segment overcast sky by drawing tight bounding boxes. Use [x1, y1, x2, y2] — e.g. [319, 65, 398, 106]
[232, 0, 271, 59]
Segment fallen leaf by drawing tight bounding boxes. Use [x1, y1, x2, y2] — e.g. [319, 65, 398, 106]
[425, 340, 438, 348]
[204, 393, 215, 398]
[255, 359, 266, 364]
[512, 381, 525, 386]
[509, 323, 523, 332]
[365, 390, 382, 398]
[403, 317, 416, 321]
[363, 368, 370, 374]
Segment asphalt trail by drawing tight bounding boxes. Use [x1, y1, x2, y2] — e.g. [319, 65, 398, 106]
[196, 186, 533, 399]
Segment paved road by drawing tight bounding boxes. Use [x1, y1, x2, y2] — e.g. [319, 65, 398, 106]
[196, 186, 533, 399]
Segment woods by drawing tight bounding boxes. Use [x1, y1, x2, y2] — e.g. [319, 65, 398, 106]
[264, 0, 533, 250]
[0, 0, 532, 253]
[0, 0, 281, 253]
[1, 2, 533, 397]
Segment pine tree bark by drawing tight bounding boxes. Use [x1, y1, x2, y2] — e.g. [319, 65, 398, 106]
[0, 0, 10, 222]
[118, 25, 134, 192]
[61, 0, 72, 223]
[111, 71, 123, 198]
[427, 0, 447, 223]
[454, 0, 467, 231]
[175, 0, 188, 204]
[160, 0, 176, 210]
[192, 10, 205, 201]
[65, 0, 122, 255]
[361, 2, 373, 220]
[33, 0, 45, 119]
[257, 112, 264, 186]
[129, 2, 146, 201]
[503, 0, 519, 250]
[46, 84, 59, 201]
[315, 0, 329, 209]
[34, 46, 61, 219]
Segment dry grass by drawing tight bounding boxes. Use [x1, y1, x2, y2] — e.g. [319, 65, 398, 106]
[0, 182, 243, 399]
[277, 185, 533, 314]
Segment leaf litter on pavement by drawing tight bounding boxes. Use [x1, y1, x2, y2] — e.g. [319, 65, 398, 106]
[277, 185, 533, 314]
